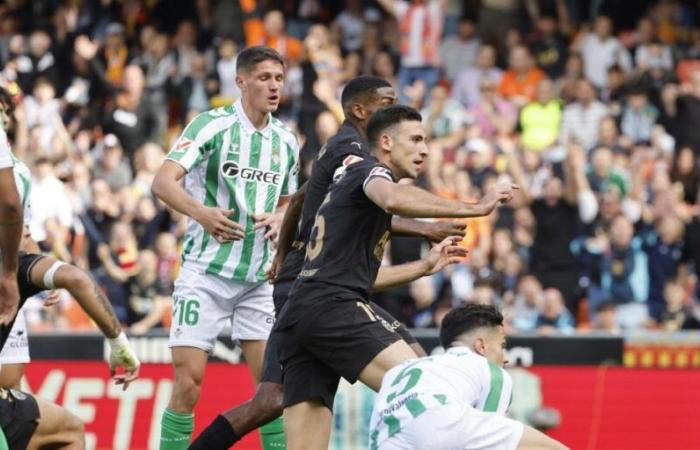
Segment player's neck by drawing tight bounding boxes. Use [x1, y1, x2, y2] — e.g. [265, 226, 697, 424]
[241, 97, 270, 130]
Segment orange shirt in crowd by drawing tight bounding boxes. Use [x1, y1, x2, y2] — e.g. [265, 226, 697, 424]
[498, 68, 545, 101]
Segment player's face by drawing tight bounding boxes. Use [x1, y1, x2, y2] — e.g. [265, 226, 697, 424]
[483, 326, 508, 367]
[388, 120, 428, 179]
[363, 87, 397, 118]
[237, 60, 285, 114]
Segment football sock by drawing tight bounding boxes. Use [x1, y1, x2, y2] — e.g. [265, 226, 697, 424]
[188, 414, 239, 450]
[160, 408, 194, 450]
[260, 416, 286, 449]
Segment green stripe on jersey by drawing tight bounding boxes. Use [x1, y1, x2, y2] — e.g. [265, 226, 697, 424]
[206, 122, 242, 275]
[196, 136, 223, 259]
[233, 131, 263, 279]
[484, 362, 504, 412]
[256, 130, 282, 279]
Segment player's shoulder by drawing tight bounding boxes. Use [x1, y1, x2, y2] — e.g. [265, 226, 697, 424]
[184, 106, 237, 137]
[270, 116, 299, 148]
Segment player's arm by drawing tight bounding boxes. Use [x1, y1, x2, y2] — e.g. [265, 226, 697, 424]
[265, 182, 307, 280]
[373, 237, 467, 291]
[0, 166, 22, 325]
[152, 160, 244, 242]
[391, 216, 466, 243]
[365, 177, 518, 219]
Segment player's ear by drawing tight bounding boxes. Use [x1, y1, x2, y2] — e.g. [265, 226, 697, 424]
[473, 337, 486, 356]
[380, 133, 392, 152]
[350, 103, 365, 121]
[235, 73, 246, 91]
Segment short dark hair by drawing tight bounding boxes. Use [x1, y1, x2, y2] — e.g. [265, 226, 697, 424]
[340, 76, 392, 112]
[366, 105, 422, 149]
[439, 304, 504, 348]
[236, 46, 285, 73]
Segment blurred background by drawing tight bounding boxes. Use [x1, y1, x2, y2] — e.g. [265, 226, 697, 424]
[3, 0, 700, 449]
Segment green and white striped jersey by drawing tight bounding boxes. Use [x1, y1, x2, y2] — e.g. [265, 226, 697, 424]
[167, 100, 300, 282]
[369, 346, 513, 448]
[0, 122, 12, 169]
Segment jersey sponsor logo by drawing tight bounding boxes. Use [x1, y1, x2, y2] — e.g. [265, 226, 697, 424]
[172, 138, 192, 153]
[299, 268, 319, 278]
[368, 166, 393, 181]
[221, 161, 282, 185]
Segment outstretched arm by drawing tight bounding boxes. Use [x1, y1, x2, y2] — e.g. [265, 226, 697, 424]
[374, 237, 466, 290]
[391, 217, 467, 243]
[365, 178, 517, 218]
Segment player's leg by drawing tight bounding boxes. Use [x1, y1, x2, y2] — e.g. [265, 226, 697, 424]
[357, 340, 417, 391]
[161, 268, 229, 450]
[232, 282, 285, 450]
[27, 394, 85, 450]
[516, 425, 569, 450]
[283, 400, 332, 450]
[0, 364, 23, 390]
[370, 302, 427, 357]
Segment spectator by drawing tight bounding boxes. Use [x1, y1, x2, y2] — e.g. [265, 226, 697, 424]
[216, 38, 240, 101]
[670, 146, 700, 205]
[101, 22, 129, 87]
[507, 274, 543, 332]
[92, 134, 133, 191]
[577, 15, 632, 88]
[498, 45, 545, 107]
[535, 288, 575, 334]
[642, 215, 684, 320]
[519, 78, 562, 153]
[675, 69, 700, 153]
[621, 87, 659, 144]
[257, 10, 303, 64]
[587, 147, 629, 196]
[334, 0, 370, 53]
[127, 250, 169, 334]
[658, 280, 700, 330]
[439, 16, 480, 82]
[468, 79, 517, 139]
[633, 18, 673, 72]
[530, 15, 569, 79]
[377, 0, 445, 102]
[422, 84, 467, 148]
[560, 79, 609, 151]
[452, 44, 502, 108]
[15, 30, 60, 94]
[592, 302, 621, 334]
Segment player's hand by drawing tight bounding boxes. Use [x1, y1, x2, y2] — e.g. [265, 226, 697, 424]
[424, 220, 466, 243]
[253, 211, 284, 245]
[266, 252, 285, 282]
[0, 273, 19, 326]
[423, 236, 468, 275]
[43, 290, 61, 308]
[108, 333, 140, 391]
[193, 206, 245, 243]
[479, 183, 520, 215]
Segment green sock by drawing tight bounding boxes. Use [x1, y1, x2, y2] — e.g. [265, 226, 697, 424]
[160, 408, 194, 450]
[260, 416, 286, 449]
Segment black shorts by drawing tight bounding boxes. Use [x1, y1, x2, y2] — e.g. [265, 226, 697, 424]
[0, 252, 45, 351]
[261, 281, 419, 385]
[0, 388, 40, 449]
[274, 294, 402, 410]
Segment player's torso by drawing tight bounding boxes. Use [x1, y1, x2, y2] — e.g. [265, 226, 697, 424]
[293, 159, 392, 302]
[277, 121, 370, 284]
[180, 106, 295, 281]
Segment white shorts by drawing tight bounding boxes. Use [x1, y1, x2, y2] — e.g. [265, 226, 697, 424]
[375, 403, 524, 450]
[0, 309, 30, 365]
[168, 266, 275, 352]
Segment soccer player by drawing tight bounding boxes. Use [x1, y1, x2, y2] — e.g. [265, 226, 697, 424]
[369, 304, 569, 450]
[274, 105, 518, 450]
[188, 76, 466, 450]
[151, 46, 299, 450]
[0, 85, 140, 449]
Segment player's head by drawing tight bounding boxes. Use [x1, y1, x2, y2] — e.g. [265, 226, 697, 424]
[236, 46, 285, 113]
[366, 105, 427, 179]
[440, 304, 507, 367]
[340, 76, 396, 130]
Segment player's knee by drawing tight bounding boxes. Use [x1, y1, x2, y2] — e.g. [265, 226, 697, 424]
[255, 383, 284, 420]
[173, 372, 203, 407]
[64, 411, 85, 444]
[58, 266, 90, 292]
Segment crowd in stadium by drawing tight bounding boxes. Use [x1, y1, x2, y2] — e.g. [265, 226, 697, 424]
[3, 0, 700, 336]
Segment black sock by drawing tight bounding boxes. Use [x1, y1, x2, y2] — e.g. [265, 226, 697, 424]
[188, 415, 239, 450]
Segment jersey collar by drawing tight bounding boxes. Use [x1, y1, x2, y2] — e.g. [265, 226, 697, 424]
[234, 99, 272, 140]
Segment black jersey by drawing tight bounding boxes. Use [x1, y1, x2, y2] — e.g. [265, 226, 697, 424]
[275, 121, 371, 284]
[288, 158, 395, 304]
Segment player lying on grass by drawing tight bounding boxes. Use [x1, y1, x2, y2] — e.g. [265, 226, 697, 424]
[369, 303, 569, 450]
[188, 76, 466, 450]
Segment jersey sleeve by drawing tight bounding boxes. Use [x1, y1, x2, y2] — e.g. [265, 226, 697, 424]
[280, 136, 301, 196]
[0, 126, 13, 169]
[166, 113, 210, 172]
[362, 165, 395, 193]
